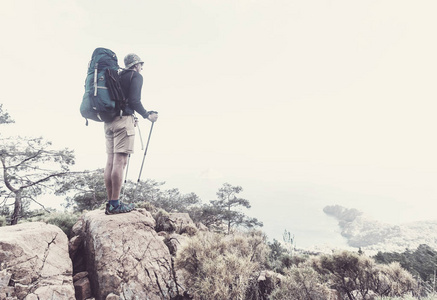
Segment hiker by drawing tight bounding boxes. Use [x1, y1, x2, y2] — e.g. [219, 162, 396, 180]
[104, 53, 158, 214]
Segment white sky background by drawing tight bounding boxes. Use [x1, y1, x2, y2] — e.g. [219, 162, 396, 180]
[1, 0, 437, 246]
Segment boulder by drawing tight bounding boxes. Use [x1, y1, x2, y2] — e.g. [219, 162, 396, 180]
[154, 212, 197, 236]
[0, 222, 75, 299]
[73, 271, 89, 282]
[74, 276, 92, 300]
[71, 209, 180, 300]
[168, 213, 197, 236]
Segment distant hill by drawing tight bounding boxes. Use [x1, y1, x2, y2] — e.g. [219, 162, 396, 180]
[323, 205, 437, 254]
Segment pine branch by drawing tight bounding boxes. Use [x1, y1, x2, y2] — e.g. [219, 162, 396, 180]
[6, 149, 44, 170]
[21, 172, 69, 189]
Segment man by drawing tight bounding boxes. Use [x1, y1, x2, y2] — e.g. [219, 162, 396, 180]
[104, 53, 158, 214]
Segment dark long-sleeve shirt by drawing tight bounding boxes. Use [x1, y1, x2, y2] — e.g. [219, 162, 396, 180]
[120, 69, 149, 119]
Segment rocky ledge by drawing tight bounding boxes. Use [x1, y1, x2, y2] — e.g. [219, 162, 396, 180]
[1, 208, 198, 300]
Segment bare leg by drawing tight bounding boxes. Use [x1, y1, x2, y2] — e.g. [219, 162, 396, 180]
[104, 153, 114, 200]
[110, 153, 128, 200]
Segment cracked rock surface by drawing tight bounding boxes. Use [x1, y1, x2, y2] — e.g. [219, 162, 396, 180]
[71, 209, 178, 300]
[0, 222, 75, 299]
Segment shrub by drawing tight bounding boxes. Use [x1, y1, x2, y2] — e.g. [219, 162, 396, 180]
[310, 250, 377, 299]
[374, 244, 437, 283]
[0, 216, 6, 227]
[135, 201, 156, 213]
[270, 264, 331, 300]
[176, 230, 269, 300]
[310, 250, 418, 299]
[376, 262, 418, 298]
[28, 211, 79, 237]
[380, 295, 434, 300]
[153, 209, 175, 233]
[179, 223, 198, 236]
[267, 238, 308, 274]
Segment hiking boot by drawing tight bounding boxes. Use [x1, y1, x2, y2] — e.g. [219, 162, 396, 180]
[105, 202, 135, 215]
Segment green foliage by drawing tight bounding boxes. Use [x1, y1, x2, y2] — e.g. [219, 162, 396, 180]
[0, 136, 75, 224]
[0, 104, 14, 125]
[380, 293, 437, 300]
[26, 211, 79, 237]
[195, 183, 263, 234]
[124, 181, 202, 218]
[59, 171, 202, 219]
[376, 262, 418, 298]
[189, 203, 222, 228]
[267, 230, 305, 274]
[176, 230, 269, 300]
[150, 188, 201, 213]
[0, 215, 6, 227]
[267, 239, 295, 273]
[120, 179, 165, 205]
[153, 209, 175, 233]
[181, 223, 198, 236]
[310, 250, 418, 299]
[122, 180, 201, 215]
[268, 239, 287, 261]
[270, 264, 331, 300]
[57, 169, 163, 212]
[282, 229, 295, 253]
[134, 201, 156, 212]
[268, 250, 419, 300]
[59, 179, 261, 239]
[374, 244, 437, 284]
[56, 169, 107, 212]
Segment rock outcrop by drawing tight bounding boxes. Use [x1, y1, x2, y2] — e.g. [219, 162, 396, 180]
[70, 209, 182, 300]
[0, 222, 75, 299]
[0, 209, 201, 299]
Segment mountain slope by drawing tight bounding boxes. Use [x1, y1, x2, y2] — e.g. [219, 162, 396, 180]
[323, 205, 437, 253]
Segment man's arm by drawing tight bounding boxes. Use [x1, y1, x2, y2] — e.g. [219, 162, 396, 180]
[129, 74, 149, 118]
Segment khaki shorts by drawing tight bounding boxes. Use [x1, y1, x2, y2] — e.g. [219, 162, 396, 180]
[104, 115, 135, 154]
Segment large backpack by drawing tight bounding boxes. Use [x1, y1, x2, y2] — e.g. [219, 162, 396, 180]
[80, 48, 126, 124]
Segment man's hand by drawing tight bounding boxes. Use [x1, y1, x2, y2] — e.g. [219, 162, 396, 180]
[147, 112, 158, 123]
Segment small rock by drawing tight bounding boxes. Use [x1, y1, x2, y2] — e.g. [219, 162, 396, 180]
[258, 270, 266, 281]
[1, 286, 15, 299]
[24, 293, 39, 300]
[15, 283, 30, 299]
[69, 235, 83, 258]
[0, 269, 11, 287]
[74, 277, 92, 300]
[105, 293, 119, 300]
[73, 271, 89, 282]
[24, 294, 39, 300]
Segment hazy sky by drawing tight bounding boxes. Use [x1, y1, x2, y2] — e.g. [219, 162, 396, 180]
[1, 0, 436, 246]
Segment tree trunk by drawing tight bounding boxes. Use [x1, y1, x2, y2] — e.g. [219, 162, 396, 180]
[11, 189, 22, 225]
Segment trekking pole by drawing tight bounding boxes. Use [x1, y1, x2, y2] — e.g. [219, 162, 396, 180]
[137, 122, 154, 182]
[134, 122, 155, 201]
[137, 123, 144, 150]
[134, 116, 144, 150]
[121, 154, 130, 199]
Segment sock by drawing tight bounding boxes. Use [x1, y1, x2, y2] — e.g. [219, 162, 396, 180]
[109, 200, 120, 207]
